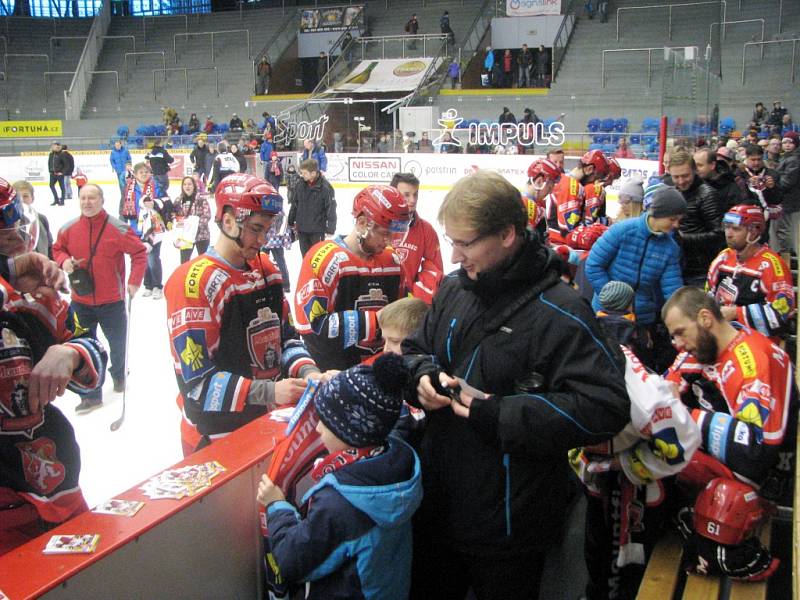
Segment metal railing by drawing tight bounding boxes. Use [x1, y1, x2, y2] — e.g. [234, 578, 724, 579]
[457, 0, 494, 84]
[356, 34, 450, 61]
[101, 34, 136, 54]
[708, 18, 763, 46]
[173, 29, 250, 63]
[49, 35, 87, 57]
[1, 16, 57, 36]
[65, 0, 110, 120]
[552, 12, 576, 83]
[741, 38, 799, 85]
[143, 13, 187, 42]
[0, 35, 5, 56]
[253, 7, 300, 62]
[152, 66, 218, 101]
[91, 69, 120, 102]
[43, 71, 74, 102]
[4, 53, 50, 74]
[617, 1, 726, 41]
[124, 51, 165, 80]
[601, 46, 699, 87]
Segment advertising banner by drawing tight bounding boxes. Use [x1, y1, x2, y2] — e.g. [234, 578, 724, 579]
[506, 0, 562, 16]
[0, 120, 63, 138]
[326, 58, 439, 93]
[300, 5, 363, 32]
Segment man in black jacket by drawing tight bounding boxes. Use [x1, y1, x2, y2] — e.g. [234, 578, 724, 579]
[776, 131, 800, 255]
[189, 136, 210, 183]
[668, 147, 725, 286]
[403, 170, 630, 600]
[287, 158, 336, 257]
[47, 141, 65, 206]
[144, 138, 174, 196]
[693, 147, 744, 210]
[61, 145, 75, 201]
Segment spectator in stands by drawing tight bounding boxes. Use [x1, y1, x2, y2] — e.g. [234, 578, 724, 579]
[341, 31, 354, 65]
[47, 141, 65, 206]
[447, 59, 460, 89]
[145, 138, 174, 196]
[517, 44, 532, 88]
[440, 132, 461, 154]
[229, 113, 244, 132]
[12, 180, 53, 258]
[586, 184, 686, 370]
[301, 138, 327, 174]
[287, 158, 336, 257]
[440, 10, 454, 43]
[614, 137, 634, 159]
[598, 0, 608, 22]
[245, 118, 258, 136]
[534, 45, 550, 87]
[173, 176, 211, 264]
[162, 106, 177, 129]
[745, 128, 760, 146]
[109, 139, 132, 196]
[498, 106, 517, 125]
[187, 113, 200, 134]
[230, 143, 247, 173]
[775, 131, 800, 255]
[256, 56, 271, 95]
[265, 151, 282, 190]
[483, 47, 494, 85]
[60, 145, 75, 202]
[502, 49, 513, 88]
[738, 144, 781, 220]
[418, 131, 434, 153]
[693, 147, 744, 209]
[377, 134, 389, 153]
[668, 147, 725, 287]
[752, 101, 768, 129]
[405, 13, 419, 48]
[203, 115, 215, 135]
[317, 51, 328, 87]
[782, 113, 796, 135]
[765, 136, 782, 169]
[189, 136, 210, 183]
[768, 100, 788, 132]
[261, 111, 276, 135]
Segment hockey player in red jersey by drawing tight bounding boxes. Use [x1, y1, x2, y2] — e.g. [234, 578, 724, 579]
[583, 156, 622, 225]
[294, 185, 410, 370]
[663, 287, 793, 581]
[0, 178, 107, 554]
[389, 173, 443, 304]
[165, 174, 319, 456]
[524, 158, 561, 239]
[706, 205, 794, 342]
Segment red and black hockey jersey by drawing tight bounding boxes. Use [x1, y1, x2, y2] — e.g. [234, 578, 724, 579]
[165, 249, 315, 451]
[394, 215, 443, 304]
[294, 237, 405, 370]
[707, 246, 795, 340]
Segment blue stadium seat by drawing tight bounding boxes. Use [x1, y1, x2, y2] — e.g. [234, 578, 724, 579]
[116, 125, 129, 139]
[641, 117, 659, 132]
[629, 134, 641, 145]
[600, 118, 615, 132]
[589, 143, 603, 151]
[587, 118, 601, 132]
[614, 118, 628, 132]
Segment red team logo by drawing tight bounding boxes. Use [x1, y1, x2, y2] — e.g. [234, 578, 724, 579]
[247, 307, 282, 376]
[16, 437, 66, 495]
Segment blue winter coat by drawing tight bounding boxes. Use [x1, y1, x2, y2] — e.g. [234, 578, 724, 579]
[301, 144, 328, 172]
[585, 213, 683, 325]
[259, 140, 275, 163]
[109, 146, 132, 174]
[484, 50, 495, 71]
[267, 436, 422, 600]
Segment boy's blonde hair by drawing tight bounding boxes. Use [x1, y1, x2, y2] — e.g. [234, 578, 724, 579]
[378, 297, 429, 337]
[12, 180, 33, 196]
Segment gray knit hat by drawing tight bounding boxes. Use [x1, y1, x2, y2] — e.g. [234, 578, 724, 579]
[599, 281, 635, 312]
[618, 178, 644, 203]
[649, 186, 687, 218]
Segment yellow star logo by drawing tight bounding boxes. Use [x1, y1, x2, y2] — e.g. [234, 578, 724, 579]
[309, 300, 327, 321]
[181, 336, 204, 371]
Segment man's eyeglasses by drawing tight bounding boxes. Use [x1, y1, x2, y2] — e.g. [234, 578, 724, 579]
[443, 232, 488, 250]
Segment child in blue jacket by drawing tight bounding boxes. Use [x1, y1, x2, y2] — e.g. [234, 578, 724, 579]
[257, 353, 423, 600]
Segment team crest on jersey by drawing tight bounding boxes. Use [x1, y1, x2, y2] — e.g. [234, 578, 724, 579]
[394, 246, 410, 264]
[16, 437, 65, 495]
[0, 327, 42, 438]
[247, 307, 282, 374]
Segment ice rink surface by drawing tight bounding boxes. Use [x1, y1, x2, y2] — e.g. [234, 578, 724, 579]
[36, 180, 456, 507]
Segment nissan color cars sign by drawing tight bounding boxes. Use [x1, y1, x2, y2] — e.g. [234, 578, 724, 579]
[507, 0, 561, 16]
[348, 156, 402, 183]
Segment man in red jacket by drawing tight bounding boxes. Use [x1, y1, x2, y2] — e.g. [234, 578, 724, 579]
[390, 173, 443, 303]
[52, 184, 147, 414]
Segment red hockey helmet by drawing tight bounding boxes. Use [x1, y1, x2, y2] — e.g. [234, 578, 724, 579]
[0, 177, 38, 256]
[580, 149, 609, 178]
[605, 158, 622, 183]
[723, 204, 766, 234]
[527, 158, 561, 182]
[214, 173, 282, 222]
[352, 185, 410, 234]
[0, 177, 21, 229]
[693, 477, 768, 546]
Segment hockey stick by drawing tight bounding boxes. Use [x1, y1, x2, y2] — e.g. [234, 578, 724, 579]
[110, 294, 133, 432]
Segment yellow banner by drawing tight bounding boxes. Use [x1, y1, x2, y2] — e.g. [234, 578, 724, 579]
[0, 120, 63, 138]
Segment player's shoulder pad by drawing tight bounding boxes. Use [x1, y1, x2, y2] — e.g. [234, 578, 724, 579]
[183, 256, 229, 302]
[760, 250, 787, 277]
[308, 241, 345, 276]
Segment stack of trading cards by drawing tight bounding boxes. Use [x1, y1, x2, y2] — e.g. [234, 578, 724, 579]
[92, 499, 145, 517]
[43, 534, 101, 554]
[139, 461, 226, 500]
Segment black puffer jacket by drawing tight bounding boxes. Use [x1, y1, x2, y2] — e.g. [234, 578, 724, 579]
[677, 176, 725, 280]
[403, 235, 630, 555]
[777, 148, 800, 213]
[705, 170, 744, 209]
